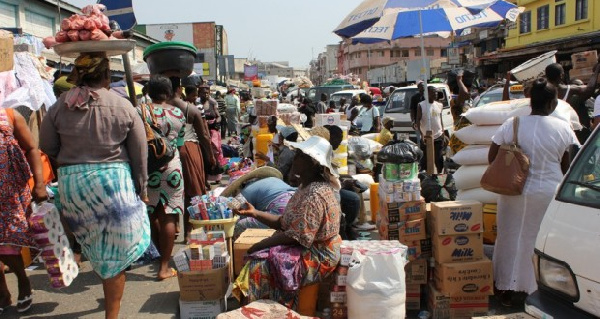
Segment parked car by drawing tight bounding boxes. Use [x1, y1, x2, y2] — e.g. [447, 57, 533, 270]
[525, 126, 600, 319]
[473, 83, 525, 107]
[330, 89, 367, 109]
[306, 84, 355, 107]
[382, 83, 454, 138]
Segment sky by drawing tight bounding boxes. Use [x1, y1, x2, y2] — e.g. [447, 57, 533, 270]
[64, 0, 363, 68]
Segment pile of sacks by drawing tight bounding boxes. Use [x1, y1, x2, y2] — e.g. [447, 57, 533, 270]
[451, 98, 581, 204]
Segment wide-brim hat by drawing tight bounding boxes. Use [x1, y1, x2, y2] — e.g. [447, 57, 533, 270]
[220, 166, 283, 198]
[287, 136, 338, 177]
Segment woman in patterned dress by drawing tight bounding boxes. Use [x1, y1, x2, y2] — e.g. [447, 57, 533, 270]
[141, 75, 186, 280]
[0, 107, 47, 314]
[233, 136, 341, 308]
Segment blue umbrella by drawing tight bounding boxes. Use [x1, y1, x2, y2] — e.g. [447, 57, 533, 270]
[333, 0, 511, 38]
[351, 0, 520, 43]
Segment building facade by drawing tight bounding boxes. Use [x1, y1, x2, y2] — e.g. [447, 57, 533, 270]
[338, 36, 451, 84]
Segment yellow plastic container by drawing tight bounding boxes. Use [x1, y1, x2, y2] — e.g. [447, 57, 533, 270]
[189, 216, 239, 239]
[298, 283, 319, 316]
[255, 133, 273, 167]
[370, 183, 379, 223]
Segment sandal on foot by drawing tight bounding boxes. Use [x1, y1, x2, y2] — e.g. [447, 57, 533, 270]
[17, 295, 32, 313]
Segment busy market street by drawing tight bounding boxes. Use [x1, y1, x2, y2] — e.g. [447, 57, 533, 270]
[1, 0, 600, 318]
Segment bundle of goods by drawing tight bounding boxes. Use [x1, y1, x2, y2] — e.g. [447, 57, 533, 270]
[429, 201, 492, 318]
[29, 202, 79, 288]
[42, 4, 126, 48]
[321, 241, 407, 319]
[187, 192, 246, 221]
[174, 227, 230, 319]
[347, 136, 380, 173]
[452, 97, 581, 205]
[223, 157, 253, 179]
[253, 99, 278, 116]
[342, 241, 408, 319]
[569, 50, 600, 83]
[277, 103, 301, 125]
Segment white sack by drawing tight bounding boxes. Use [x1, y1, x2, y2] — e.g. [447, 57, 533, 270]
[453, 124, 501, 145]
[347, 249, 407, 319]
[456, 187, 498, 204]
[451, 145, 490, 166]
[453, 165, 489, 190]
[352, 174, 375, 200]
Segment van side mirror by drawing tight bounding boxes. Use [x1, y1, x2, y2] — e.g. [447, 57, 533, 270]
[568, 144, 581, 164]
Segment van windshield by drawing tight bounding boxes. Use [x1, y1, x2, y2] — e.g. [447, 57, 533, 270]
[385, 89, 418, 114]
[331, 93, 353, 105]
[557, 130, 600, 209]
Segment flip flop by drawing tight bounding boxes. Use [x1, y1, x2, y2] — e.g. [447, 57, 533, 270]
[157, 268, 177, 281]
[17, 295, 32, 313]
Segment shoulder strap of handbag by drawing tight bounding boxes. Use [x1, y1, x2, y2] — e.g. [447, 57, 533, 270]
[513, 116, 520, 146]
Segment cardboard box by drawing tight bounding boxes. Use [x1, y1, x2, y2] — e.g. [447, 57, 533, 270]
[431, 201, 483, 235]
[405, 238, 432, 261]
[379, 218, 427, 242]
[177, 266, 229, 301]
[179, 298, 226, 319]
[434, 258, 494, 297]
[428, 283, 489, 319]
[234, 229, 276, 275]
[0, 30, 13, 72]
[315, 113, 342, 126]
[472, 314, 536, 319]
[406, 284, 422, 310]
[405, 258, 428, 285]
[569, 66, 600, 84]
[432, 233, 483, 263]
[571, 50, 598, 69]
[379, 200, 425, 223]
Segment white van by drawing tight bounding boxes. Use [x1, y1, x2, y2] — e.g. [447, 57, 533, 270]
[525, 127, 600, 318]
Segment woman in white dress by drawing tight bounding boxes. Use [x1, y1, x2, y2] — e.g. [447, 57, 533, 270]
[489, 78, 579, 307]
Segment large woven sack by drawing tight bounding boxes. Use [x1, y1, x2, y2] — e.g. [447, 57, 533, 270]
[451, 145, 490, 165]
[453, 124, 500, 145]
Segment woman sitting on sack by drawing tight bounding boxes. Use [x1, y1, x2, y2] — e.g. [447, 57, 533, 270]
[233, 136, 341, 309]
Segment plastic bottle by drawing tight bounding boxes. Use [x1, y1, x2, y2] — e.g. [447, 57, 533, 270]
[428, 256, 435, 282]
[321, 308, 331, 319]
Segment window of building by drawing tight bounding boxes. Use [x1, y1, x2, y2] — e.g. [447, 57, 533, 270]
[441, 49, 448, 57]
[520, 11, 531, 33]
[401, 50, 409, 57]
[415, 49, 421, 56]
[23, 10, 55, 37]
[537, 5, 549, 30]
[367, 51, 372, 57]
[379, 51, 385, 57]
[555, 3, 566, 26]
[426, 49, 434, 56]
[0, 2, 17, 27]
[576, 0, 588, 20]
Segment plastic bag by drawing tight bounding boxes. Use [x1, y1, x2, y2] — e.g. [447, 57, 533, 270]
[420, 173, 457, 203]
[348, 137, 373, 160]
[347, 249, 407, 319]
[377, 139, 423, 164]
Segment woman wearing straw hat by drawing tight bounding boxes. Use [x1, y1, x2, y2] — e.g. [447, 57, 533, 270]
[232, 136, 341, 308]
[40, 52, 150, 319]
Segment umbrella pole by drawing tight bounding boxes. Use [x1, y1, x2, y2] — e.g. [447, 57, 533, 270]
[122, 53, 137, 107]
[419, 10, 435, 175]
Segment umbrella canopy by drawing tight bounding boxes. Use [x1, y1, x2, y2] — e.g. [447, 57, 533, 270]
[351, 0, 520, 43]
[333, 0, 509, 38]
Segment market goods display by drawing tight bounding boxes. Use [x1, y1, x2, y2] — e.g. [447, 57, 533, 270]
[570, 50, 600, 83]
[42, 4, 120, 49]
[29, 202, 79, 288]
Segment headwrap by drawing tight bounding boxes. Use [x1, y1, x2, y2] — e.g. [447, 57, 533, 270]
[64, 53, 108, 110]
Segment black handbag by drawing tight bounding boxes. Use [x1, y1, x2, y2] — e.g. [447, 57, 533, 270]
[141, 103, 175, 173]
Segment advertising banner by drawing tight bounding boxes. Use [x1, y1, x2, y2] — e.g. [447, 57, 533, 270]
[244, 65, 258, 81]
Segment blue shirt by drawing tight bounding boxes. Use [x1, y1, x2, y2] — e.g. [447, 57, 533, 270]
[241, 177, 296, 211]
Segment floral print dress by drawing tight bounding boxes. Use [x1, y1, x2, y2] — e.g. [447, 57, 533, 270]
[234, 182, 342, 308]
[0, 108, 37, 253]
[140, 104, 186, 215]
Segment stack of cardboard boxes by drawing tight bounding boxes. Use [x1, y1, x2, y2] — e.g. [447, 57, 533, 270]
[569, 50, 599, 83]
[429, 200, 493, 319]
[174, 228, 231, 319]
[233, 229, 276, 276]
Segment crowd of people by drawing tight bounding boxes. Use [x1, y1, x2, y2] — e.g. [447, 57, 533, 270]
[1, 44, 600, 318]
